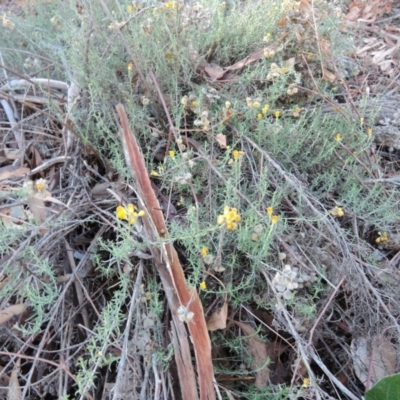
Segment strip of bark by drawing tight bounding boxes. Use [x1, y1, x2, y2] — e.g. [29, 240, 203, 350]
[116, 104, 215, 400]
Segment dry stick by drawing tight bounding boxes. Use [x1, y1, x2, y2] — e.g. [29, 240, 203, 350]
[112, 263, 143, 400]
[308, 277, 346, 346]
[115, 104, 215, 400]
[259, 271, 359, 400]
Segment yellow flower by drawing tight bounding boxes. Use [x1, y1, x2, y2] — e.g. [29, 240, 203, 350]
[217, 206, 241, 230]
[116, 204, 145, 225]
[376, 231, 388, 244]
[128, 62, 134, 71]
[335, 133, 342, 142]
[35, 178, 47, 193]
[225, 101, 231, 109]
[257, 113, 263, 119]
[329, 206, 344, 217]
[232, 150, 245, 160]
[267, 206, 273, 215]
[200, 247, 208, 257]
[274, 110, 281, 118]
[252, 101, 261, 109]
[262, 104, 270, 114]
[263, 33, 272, 42]
[169, 150, 175, 158]
[150, 170, 159, 176]
[367, 128, 373, 135]
[302, 377, 310, 388]
[360, 117, 364, 123]
[271, 215, 279, 224]
[164, 1, 181, 10]
[199, 281, 207, 290]
[127, 4, 134, 12]
[192, 100, 198, 106]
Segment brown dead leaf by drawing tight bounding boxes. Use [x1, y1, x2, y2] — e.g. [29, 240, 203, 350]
[8, 358, 21, 400]
[3, 148, 20, 161]
[215, 133, 227, 149]
[0, 166, 30, 180]
[234, 321, 270, 388]
[0, 304, 27, 325]
[28, 197, 47, 224]
[204, 62, 225, 81]
[351, 335, 396, 387]
[322, 67, 336, 83]
[207, 302, 228, 331]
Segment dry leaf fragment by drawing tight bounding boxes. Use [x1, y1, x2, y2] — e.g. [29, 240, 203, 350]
[8, 357, 21, 400]
[204, 62, 225, 81]
[207, 302, 228, 331]
[234, 321, 270, 387]
[0, 304, 27, 325]
[0, 166, 30, 180]
[322, 67, 336, 83]
[351, 335, 396, 388]
[215, 133, 227, 149]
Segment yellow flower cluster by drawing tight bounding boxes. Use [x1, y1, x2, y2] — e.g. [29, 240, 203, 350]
[267, 206, 279, 224]
[217, 206, 241, 230]
[267, 63, 289, 81]
[376, 231, 388, 244]
[329, 206, 344, 217]
[232, 150, 245, 160]
[116, 204, 145, 225]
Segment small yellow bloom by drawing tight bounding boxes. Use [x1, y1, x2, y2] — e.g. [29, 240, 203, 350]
[200, 247, 208, 257]
[150, 170, 159, 176]
[263, 33, 272, 42]
[262, 104, 270, 115]
[217, 206, 241, 230]
[329, 206, 344, 217]
[274, 110, 281, 118]
[116, 204, 145, 225]
[252, 101, 261, 109]
[271, 215, 279, 224]
[360, 117, 364, 123]
[35, 178, 47, 193]
[267, 206, 273, 215]
[128, 62, 134, 71]
[169, 150, 175, 158]
[225, 101, 231, 109]
[199, 281, 207, 290]
[336, 133, 342, 142]
[367, 128, 373, 135]
[257, 113, 263, 119]
[232, 150, 245, 160]
[376, 231, 388, 244]
[302, 377, 310, 388]
[127, 4, 134, 12]
[192, 100, 198, 106]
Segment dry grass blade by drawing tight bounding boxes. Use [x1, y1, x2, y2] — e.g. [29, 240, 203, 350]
[115, 104, 215, 400]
